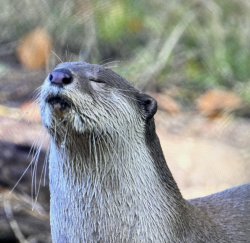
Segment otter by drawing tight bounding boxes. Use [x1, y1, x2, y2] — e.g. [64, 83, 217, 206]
[40, 61, 250, 243]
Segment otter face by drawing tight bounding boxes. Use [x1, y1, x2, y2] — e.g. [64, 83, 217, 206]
[40, 62, 157, 139]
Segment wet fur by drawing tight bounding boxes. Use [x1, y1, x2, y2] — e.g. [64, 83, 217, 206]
[40, 62, 250, 242]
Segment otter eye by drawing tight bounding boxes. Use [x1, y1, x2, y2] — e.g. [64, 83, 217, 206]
[89, 78, 105, 84]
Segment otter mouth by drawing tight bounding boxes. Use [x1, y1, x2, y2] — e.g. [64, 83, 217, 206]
[46, 95, 71, 111]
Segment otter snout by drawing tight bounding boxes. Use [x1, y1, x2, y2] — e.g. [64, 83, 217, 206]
[49, 68, 73, 86]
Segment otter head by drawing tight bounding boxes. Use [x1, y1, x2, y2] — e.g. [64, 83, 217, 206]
[40, 62, 157, 146]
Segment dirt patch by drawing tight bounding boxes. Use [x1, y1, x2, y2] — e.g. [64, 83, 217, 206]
[156, 111, 250, 199]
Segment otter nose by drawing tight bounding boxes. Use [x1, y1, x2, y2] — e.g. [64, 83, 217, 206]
[49, 69, 73, 86]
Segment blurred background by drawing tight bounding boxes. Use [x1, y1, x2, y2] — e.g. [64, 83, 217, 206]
[0, 0, 250, 242]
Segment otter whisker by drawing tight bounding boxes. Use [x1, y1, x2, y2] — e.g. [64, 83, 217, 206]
[31, 136, 46, 207]
[31, 153, 37, 201]
[33, 86, 43, 102]
[60, 123, 69, 165]
[9, 157, 35, 196]
[43, 145, 50, 186]
[30, 140, 40, 197]
[99, 59, 120, 68]
[51, 50, 64, 64]
[32, 146, 49, 211]
[28, 135, 42, 161]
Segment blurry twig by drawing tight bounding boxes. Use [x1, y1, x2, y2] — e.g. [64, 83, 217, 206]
[80, 0, 99, 61]
[4, 196, 29, 243]
[138, 11, 195, 88]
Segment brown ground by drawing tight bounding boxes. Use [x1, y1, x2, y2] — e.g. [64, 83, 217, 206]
[155, 111, 250, 198]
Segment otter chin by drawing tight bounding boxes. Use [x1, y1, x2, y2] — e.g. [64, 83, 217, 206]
[40, 61, 250, 243]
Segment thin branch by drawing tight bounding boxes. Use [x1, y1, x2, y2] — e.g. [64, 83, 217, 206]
[138, 11, 195, 88]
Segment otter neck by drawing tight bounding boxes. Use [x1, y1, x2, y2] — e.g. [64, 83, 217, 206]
[49, 128, 187, 242]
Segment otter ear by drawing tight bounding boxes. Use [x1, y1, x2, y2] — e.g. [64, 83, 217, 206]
[138, 94, 157, 120]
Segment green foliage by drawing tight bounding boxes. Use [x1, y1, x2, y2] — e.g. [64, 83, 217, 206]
[1, 0, 250, 103]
